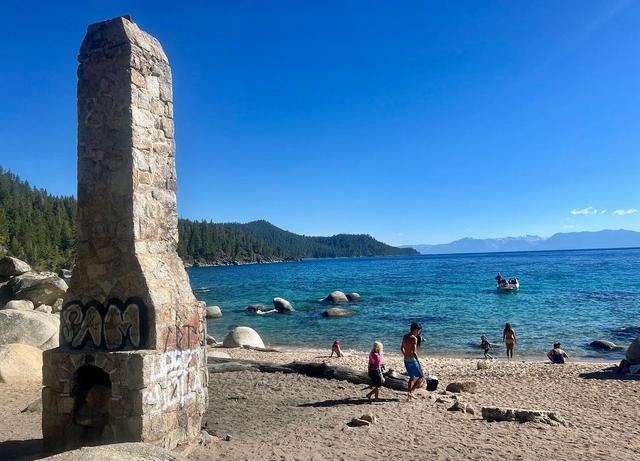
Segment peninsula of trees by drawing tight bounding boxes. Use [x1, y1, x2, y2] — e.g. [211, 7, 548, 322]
[0, 167, 417, 270]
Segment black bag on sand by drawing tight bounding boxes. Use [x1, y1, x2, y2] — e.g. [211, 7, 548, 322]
[426, 375, 438, 391]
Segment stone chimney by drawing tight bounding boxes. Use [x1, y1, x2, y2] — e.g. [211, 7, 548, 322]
[42, 16, 207, 452]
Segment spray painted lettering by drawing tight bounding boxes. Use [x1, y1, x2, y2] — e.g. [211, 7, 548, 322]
[61, 298, 146, 350]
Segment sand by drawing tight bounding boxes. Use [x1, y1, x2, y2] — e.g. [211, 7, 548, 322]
[1, 349, 638, 460]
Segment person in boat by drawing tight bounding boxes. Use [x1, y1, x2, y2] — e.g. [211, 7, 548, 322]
[330, 339, 343, 358]
[495, 273, 504, 284]
[366, 341, 385, 403]
[509, 278, 517, 285]
[502, 323, 517, 359]
[547, 342, 569, 364]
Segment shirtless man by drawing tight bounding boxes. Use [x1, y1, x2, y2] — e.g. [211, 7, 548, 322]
[401, 322, 425, 400]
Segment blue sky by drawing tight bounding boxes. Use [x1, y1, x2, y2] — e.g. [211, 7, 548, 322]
[1, 1, 639, 245]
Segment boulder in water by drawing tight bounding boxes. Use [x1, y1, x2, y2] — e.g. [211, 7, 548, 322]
[0, 309, 60, 349]
[273, 297, 295, 313]
[589, 340, 621, 351]
[0, 343, 43, 384]
[222, 326, 265, 349]
[0, 256, 31, 278]
[7, 272, 68, 307]
[246, 303, 267, 313]
[346, 292, 361, 302]
[205, 305, 222, 319]
[626, 336, 640, 364]
[324, 291, 349, 305]
[1, 299, 34, 311]
[322, 307, 356, 318]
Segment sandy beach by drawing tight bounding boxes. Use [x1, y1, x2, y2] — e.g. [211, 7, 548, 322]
[1, 348, 638, 460]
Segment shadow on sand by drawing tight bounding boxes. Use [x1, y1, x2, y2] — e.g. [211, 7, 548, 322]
[579, 366, 640, 381]
[299, 397, 400, 408]
[0, 438, 44, 461]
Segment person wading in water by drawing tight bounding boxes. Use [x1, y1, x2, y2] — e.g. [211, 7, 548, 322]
[401, 322, 425, 401]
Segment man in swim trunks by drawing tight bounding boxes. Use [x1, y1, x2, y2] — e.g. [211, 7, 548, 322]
[401, 322, 425, 400]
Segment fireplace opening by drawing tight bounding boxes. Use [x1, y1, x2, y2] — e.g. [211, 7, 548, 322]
[72, 365, 112, 433]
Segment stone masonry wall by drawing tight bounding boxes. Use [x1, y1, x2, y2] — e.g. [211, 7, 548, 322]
[64, 16, 203, 352]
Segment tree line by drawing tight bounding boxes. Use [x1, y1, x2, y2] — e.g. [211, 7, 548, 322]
[0, 167, 417, 270]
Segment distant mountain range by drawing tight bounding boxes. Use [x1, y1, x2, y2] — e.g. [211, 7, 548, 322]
[406, 230, 640, 255]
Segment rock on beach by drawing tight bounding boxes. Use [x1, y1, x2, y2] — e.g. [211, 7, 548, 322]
[0, 309, 60, 350]
[626, 336, 640, 364]
[222, 326, 265, 349]
[7, 272, 68, 307]
[0, 343, 43, 384]
[0, 256, 32, 278]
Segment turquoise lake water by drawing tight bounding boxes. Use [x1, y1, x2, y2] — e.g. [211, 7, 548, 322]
[189, 248, 640, 360]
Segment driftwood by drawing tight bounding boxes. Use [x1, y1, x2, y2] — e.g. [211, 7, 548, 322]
[207, 358, 410, 391]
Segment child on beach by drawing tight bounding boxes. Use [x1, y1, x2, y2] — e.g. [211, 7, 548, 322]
[503, 323, 516, 359]
[480, 335, 494, 360]
[330, 339, 343, 358]
[366, 341, 385, 403]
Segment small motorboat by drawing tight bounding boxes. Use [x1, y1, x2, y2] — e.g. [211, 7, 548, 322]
[496, 277, 519, 292]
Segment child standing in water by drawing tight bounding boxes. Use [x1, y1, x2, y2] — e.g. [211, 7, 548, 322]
[502, 323, 517, 359]
[366, 341, 385, 403]
[480, 335, 494, 360]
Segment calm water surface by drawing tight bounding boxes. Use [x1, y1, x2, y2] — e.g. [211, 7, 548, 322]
[189, 249, 640, 360]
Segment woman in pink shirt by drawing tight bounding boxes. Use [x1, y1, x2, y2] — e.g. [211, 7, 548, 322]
[366, 341, 385, 403]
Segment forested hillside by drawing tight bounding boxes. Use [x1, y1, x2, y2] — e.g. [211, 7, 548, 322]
[0, 167, 416, 269]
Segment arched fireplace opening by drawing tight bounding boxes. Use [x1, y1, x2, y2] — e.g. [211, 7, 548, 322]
[72, 365, 112, 441]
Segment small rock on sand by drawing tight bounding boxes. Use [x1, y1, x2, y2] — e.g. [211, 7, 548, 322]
[347, 418, 371, 427]
[448, 401, 467, 412]
[359, 414, 377, 424]
[446, 382, 477, 394]
[477, 360, 491, 370]
[222, 326, 265, 349]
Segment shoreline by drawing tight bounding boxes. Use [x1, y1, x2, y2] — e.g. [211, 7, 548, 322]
[216, 343, 622, 364]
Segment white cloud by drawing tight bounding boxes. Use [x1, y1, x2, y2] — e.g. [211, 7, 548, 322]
[613, 208, 638, 216]
[600, 209, 607, 214]
[570, 206, 598, 215]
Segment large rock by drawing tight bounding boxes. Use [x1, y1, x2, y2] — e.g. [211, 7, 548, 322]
[0, 309, 60, 349]
[246, 303, 267, 313]
[39, 442, 185, 460]
[589, 340, 622, 351]
[346, 292, 361, 302]
[0, 343, 43, 384]
[322, 307, 356, 318]
[7, 272, 68, 307]
[222, 326, 265, 349]
[0, 256, 31, 278]
[324, 290, 349, 305]
[1, 299, 35, 311]
[205, 305, 222, 319]
[273, 297, 295, 313]
[626, 336, 640, 364]
[446, 382, 477, 394]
